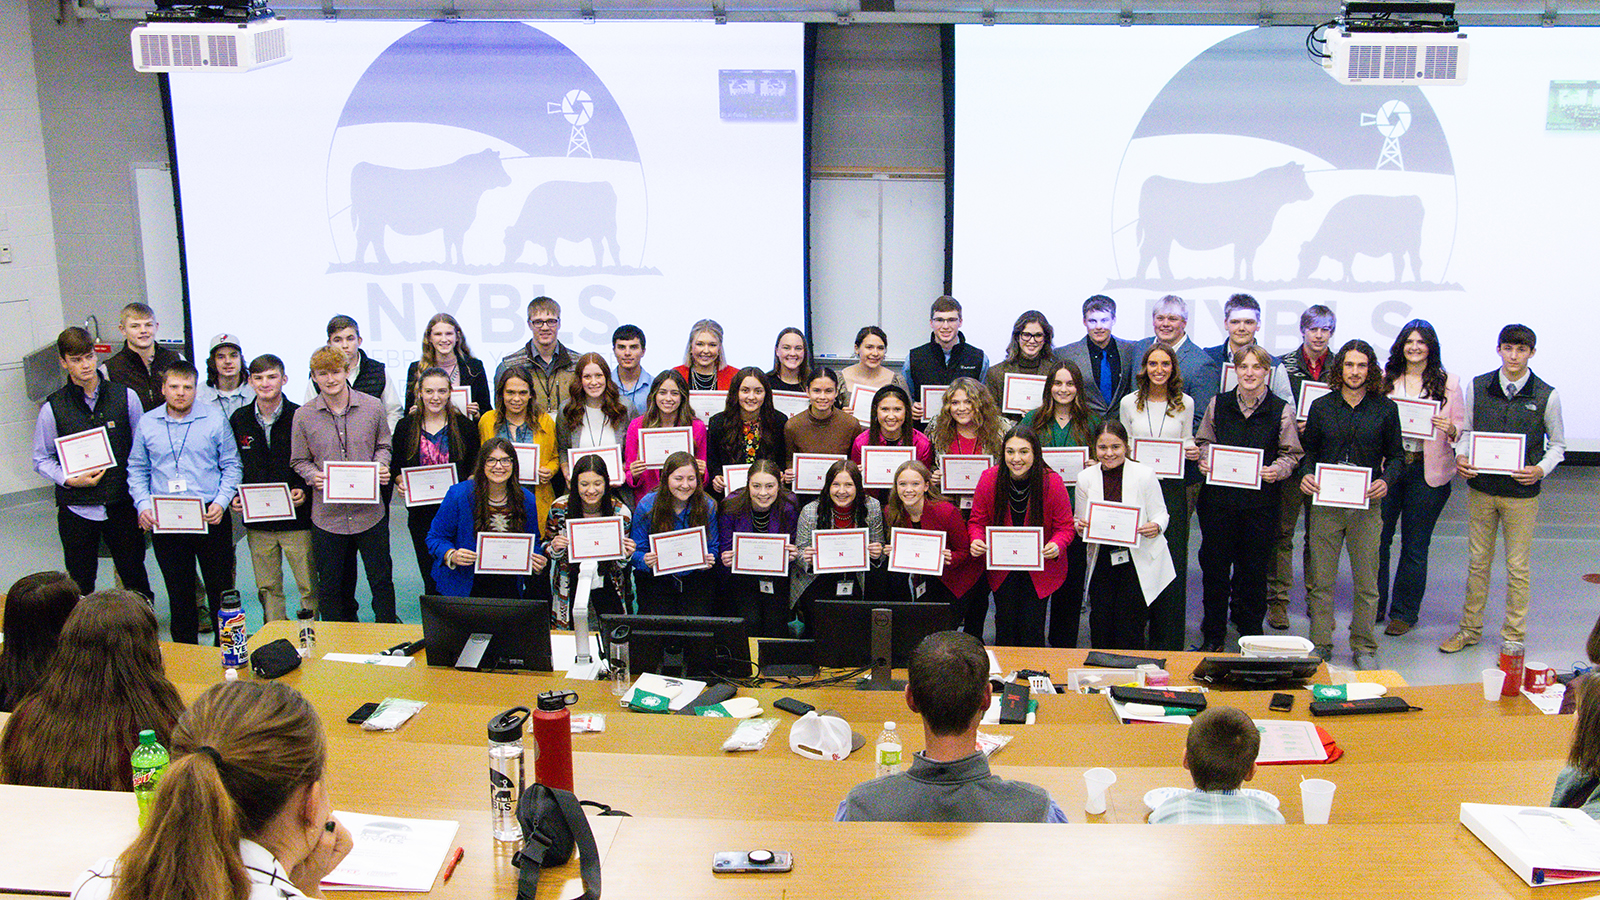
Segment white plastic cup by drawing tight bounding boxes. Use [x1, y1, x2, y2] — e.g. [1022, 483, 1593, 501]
[1481, 667, 1507, 701]
[1083, 767, 1117, 815]
[1300, 778, 1336, 824]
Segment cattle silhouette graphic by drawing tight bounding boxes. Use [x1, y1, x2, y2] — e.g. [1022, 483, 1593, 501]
[1298, 195, 1424, 282]
[350, 149, 511, 266]
[1136, 162, 1313, 282]
[503, 181, 619, 268]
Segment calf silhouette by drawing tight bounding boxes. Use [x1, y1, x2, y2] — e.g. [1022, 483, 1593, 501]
[351, 149, 511, 266]
[1298, 195, 1424, 282]
[503, 181, 620, 268]
[1137, 162, 1314, 281]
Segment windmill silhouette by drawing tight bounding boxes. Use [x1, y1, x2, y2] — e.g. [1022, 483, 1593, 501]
[1360, 100, 1411, 171]
[548, 89, 594, 158]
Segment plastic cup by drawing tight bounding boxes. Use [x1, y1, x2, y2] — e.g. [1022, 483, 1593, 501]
[1083, 767, 1117, 815]
[1300, 778, 1336, 824]
[1481, 667, 1507, 701]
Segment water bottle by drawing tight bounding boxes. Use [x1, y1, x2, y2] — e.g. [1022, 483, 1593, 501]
[218, 590, 248, 669]
[1498, 640, 1525, 698]
[875, 721, 902, 778]
[609, 625, 632, 697]
[488, 706, 530, 842]
[297, 609, 316, 658]
[532, 690, 579, 792]
[131, 729, 169, 827]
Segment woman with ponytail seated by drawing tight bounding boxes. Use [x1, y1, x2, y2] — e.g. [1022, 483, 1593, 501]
[71, 680, 353, 900]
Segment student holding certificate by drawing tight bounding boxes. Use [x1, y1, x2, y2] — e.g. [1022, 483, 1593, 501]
[881, 461, 975, 615]
[623, 370, 708, 496]
[671, 318, 739, 392]
[706, 368, 789, 497]
[792, 460, 884, 625]
[766, 327, 814, 396]
[968, 425, 1075, 648]
[629, 451, 719, 615]
[1267, 304, 1336, 631]
[782, 367, 864, 497]
[392, 367, 480, 597]
[1028, 359, 1100, 647]
[849, 384, 935, 497]
[1376, 320, 1464, 636]
[716, 460, 800, 637]
[1194, 346, 1303, 652]
[1074, 420, 1175, 651]
[229, 354, 316, 623]
[425, 439, 547, 599]
[402, 312, 491, 419]
[554, 353, 630, 486]
[544, 455, 635, 629]
[984, 310, 1057, 422]
[478, 366, 559, 537]
[1118, 344, 1197, 651]
[927, 376, 1006, 633]
[838, 326, 909, 400]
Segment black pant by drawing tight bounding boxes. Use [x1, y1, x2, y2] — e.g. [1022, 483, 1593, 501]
[723, 573, 794, 638]
[1197, 495, 1275, 646]
[959, 579, 991, 639]
[635, 570, 716, 617]
[405, 502, 441, 596]
[312, 518, 398, 622]
[993, 572, 1049, 648]
[57, 503, 152, 600]
[151, 526, 235, 645]
[1047, 536, 1089, 648]
[470, 572, 524, 600]
[1089, 551, 1147, 650]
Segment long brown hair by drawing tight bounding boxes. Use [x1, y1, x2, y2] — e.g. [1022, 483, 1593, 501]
[1382, 320, 1448, 400]
[642, 369, 696, 429]
[562, 352, 629, 434]
[988, 424, 1045, 528]
[1029, 358, 1095, 446]
[0, 590, 184, 791]
[0, 571, 80, 713]
[109, 681, 326, 900]
[1569, 674, 1600, 777]
[1134, 343, 1187, 414]
[930, 377, 1004, 458]
[412, 313, 476, 401]
[883, 460, 947, 529]
[494, 366, 545, 433]
[472, 438, 530, 534]
[720, 458, 794, 519]
[404, 367, 467, 462]
[649, 450, 711, 533]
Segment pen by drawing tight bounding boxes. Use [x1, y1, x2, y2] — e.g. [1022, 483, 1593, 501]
[381, 641, 411, 656]
[442, 847, 464, 883]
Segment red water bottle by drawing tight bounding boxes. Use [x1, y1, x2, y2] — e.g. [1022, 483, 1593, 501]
[532, 690, 579, 792]
[1498, 640, 1525, 698]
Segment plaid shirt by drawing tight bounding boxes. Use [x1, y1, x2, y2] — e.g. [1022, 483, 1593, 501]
[1149, 789, 1286, 824]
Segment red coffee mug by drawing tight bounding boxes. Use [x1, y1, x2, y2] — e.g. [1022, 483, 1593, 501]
[1524, 662, 1557, 694]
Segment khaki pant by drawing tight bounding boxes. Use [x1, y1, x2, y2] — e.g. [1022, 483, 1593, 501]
[1458, 488, 1538, 642]
[1306, 504, 1381, 656]
[246, 529, 317, 622]
[1267, 480, 1309, 605]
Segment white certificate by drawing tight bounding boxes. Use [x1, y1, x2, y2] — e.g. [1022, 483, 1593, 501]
[567, 445, 624, 485]
[770, 391, 810, 418]
[688, 391, 724, 425]
[323, 461, 381, 503]
[985, 526, 1044, 571]
[1206, 445, 1264, 490]
[888, 527, 946, 576]
[1297, 380, 1333, 422]
[1001, 373, 1048, 416]
[1313, 463, 1372, 510]
[1469, 432, 1526, 475]
[475, 532, 537, 575]
[1041, 447, 1089, 482]
[792, 453, 845, 493]
[238, 482, 296, 524]
[1085, 501, 1140, 548]
[512, 443, 543, 485]
[1394, 397, 1441, 440]
[400, 464, 457, 507]
[1131, 438, 1184, 479]
[566, 516, 626, 563]
[54, 426, 117, 478]
[450, 386, 472, 416]
[938, 454, 992, 495]
[152, 495, 208, 534]
[919, 385, 947, 422]
[649, 525, 710, 575]
[723, 464, 750, 494]
[813, 527, 870, 573]
[639, 426, 693, 468]
[861, 445, 916, 489]
[844, 384, 877, 426]
[1219, 362, 1237, 392]
[731, 532, 789, 576]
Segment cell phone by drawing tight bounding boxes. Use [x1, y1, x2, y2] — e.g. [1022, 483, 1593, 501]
[347, 701, 381, 724]
[773, 697, 815, 717]
[712, 850, 793, 874]
[1269, 692, 1295, 713]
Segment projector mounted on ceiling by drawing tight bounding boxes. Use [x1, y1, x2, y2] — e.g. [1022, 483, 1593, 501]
[130, 0, 289, 73]
[1311, 1, 1468, 86]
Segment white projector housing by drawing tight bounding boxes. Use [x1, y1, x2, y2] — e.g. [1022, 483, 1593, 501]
[1324, 30, 1468, 86]
[131, 18, 291, 73]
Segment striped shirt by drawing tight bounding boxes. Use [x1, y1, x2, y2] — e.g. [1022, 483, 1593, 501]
[1149, 789, 1285, 824]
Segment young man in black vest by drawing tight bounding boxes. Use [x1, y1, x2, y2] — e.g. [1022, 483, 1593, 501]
[1441, 324, 1565, 654]
[305, 314, 401, 429]
[230, 354, 316, 623]
[1267, 304, 1336, 630]
[102, 302, 182, 412]
[31, 327, 153, 599]
[904, 296, 989, 423]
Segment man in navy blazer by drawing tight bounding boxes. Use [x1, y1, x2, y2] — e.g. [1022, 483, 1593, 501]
[1132, 295, 1219, 434]
[1053, 295, 1137, 419]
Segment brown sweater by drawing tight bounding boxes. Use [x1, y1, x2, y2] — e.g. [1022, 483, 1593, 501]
[783, 408, 863, 461]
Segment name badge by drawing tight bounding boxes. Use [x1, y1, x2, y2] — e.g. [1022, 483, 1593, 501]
[836, 580, 854, 596]
[1110, 549, 1131, 566]
[913, 581, 927, 599]
[168, 479, 187, 493]
[759, 579, 775, 595]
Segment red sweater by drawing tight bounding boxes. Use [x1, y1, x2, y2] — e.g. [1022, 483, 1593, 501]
[968, 466, 1077, 595]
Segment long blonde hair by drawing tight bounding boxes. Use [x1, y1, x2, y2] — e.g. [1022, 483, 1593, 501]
[930, 377, 1004, 458]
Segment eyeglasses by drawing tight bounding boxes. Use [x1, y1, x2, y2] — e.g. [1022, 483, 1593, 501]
[1018, 331, 1047, 341]
[932, 316, 961, 325]
[528, 318, 560, 328]
[485, 457, 515, 468]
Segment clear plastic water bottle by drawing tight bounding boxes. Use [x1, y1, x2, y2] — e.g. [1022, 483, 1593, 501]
[218, 590, 248, 669]
[131, 729, 169, 827]
[488, 706, 531, 842]
[297, 609, 316, 658]
[609, 625, 632, 697]
[875, 721, 902, 778]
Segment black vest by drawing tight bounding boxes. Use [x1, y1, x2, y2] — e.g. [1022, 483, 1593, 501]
[1205, 389, 1286, 510]
[229, 400, 312, 531]
[47, 380, 134, 507]
[907, 332, 987, 397]
[1469, 371, 1551, 499]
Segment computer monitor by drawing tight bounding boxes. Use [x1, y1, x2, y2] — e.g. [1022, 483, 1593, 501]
[810, 600, 952, 690]
[600, 614, 751, 680]
[419, 594, 553, 672]
[1190, 655, 1323, 687]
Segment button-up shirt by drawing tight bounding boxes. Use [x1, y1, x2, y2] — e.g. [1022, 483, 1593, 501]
[1297, 388, 1404, 485]
[32, 382, 144, 521]
[1453, 369, 1566, 475]
[617, 367, 653, 419]
[127, 403, 243, 512]
[289, 389, 392, 535]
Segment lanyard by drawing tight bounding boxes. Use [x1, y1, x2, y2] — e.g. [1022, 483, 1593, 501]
[164, 416, 195, 464]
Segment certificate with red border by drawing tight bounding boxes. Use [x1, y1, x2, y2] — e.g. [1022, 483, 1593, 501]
[512, 443, 542, 485]
[938, 454, 992, 495]
[1219, 363, 1237, 392]
[238, 482, 296, 524]
[1001, 373, 1048, 416]
[400, 463, 457, 507]
[723, 464, 750, 494]
[1041, 447, 1089, 482]
[1297, 381, 1333, 422]
[54, 426, 116, 478]
[731, 533, 789, 576]
[152, 495, 208, 534]
[844, 384, 877, 426]
[861, 445, 916, 489]
[1206, 445, 1264, 490]
[650, 526, 710, 575]
[567, 516, 627, 563]
[450, 386, 472, 416]
[639, 426, 693, 468]
[1131, 438, 1184, 479]
[1394, 397, 1442, 440]
[919, 385, 947, 422]
[688, 391, 724, 425]
[567, 445, 624, 485]
[1313, 463, 1371, 510]
[792, 453, 845, 493]
[323, 461, 381, 503]
[813, 527, 870, 573]
[985, 526, 1044, 571]
[1085, 501, 1140, 548]
[1469, 432, 1525, 475]
[475, 532, 537, 575]
[770, 391, 809, 418]
[888, 527, 946, 576]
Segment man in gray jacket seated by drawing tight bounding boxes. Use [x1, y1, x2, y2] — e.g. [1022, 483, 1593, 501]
[837, 631, 1067, 823]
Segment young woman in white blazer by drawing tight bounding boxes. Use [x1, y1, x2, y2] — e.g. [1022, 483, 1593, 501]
[1075, 419, 1177, 650]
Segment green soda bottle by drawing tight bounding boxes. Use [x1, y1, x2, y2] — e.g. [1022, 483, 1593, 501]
[131, 729, 169, 827]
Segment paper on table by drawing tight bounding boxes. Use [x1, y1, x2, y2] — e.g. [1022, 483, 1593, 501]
[550, 633, 604, 671]
[1105, 691, 1195, 725]
[322, 811, 460, 892]
[322, 653, 415, 667]
[1523, 684, 1567, 715]
[619, 672, 706, 711]
[1253, 719, 1329, 763]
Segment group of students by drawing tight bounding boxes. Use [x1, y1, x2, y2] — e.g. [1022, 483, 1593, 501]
[28, 292, 1562, 670]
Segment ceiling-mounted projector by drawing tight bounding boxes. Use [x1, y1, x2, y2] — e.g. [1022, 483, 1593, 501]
[1313, 1, 1468, 86]
[131, 0, 289, 74]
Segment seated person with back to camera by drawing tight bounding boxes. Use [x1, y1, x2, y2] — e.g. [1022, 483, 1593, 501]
[1149, 706, 1285, 824]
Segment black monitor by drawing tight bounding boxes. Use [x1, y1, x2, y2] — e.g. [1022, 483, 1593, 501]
[419, 595, 553, 672]
[599, 614, 751, 680]
[810, 600, 952, 690]
[1190, 655, 1323, 687]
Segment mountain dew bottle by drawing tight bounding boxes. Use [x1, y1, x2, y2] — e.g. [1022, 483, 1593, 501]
[131, 729, 169, 827]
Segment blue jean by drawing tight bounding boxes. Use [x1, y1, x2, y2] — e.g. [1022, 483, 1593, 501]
[1377, 455, 1451, 625]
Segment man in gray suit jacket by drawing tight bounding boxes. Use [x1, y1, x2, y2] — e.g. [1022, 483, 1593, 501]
[1054, 295, 1137, 418]
[1132, 294, 1219, 434]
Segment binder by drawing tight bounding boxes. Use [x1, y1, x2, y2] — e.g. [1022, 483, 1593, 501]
[1460, 802, 1600, 887]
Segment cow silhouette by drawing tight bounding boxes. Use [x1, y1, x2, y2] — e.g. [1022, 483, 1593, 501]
[1298, 194, 1424, 282]
[1136, 162, 1314, 281]
[503, 181, 620, 268]
[350, 149, 511, 266]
